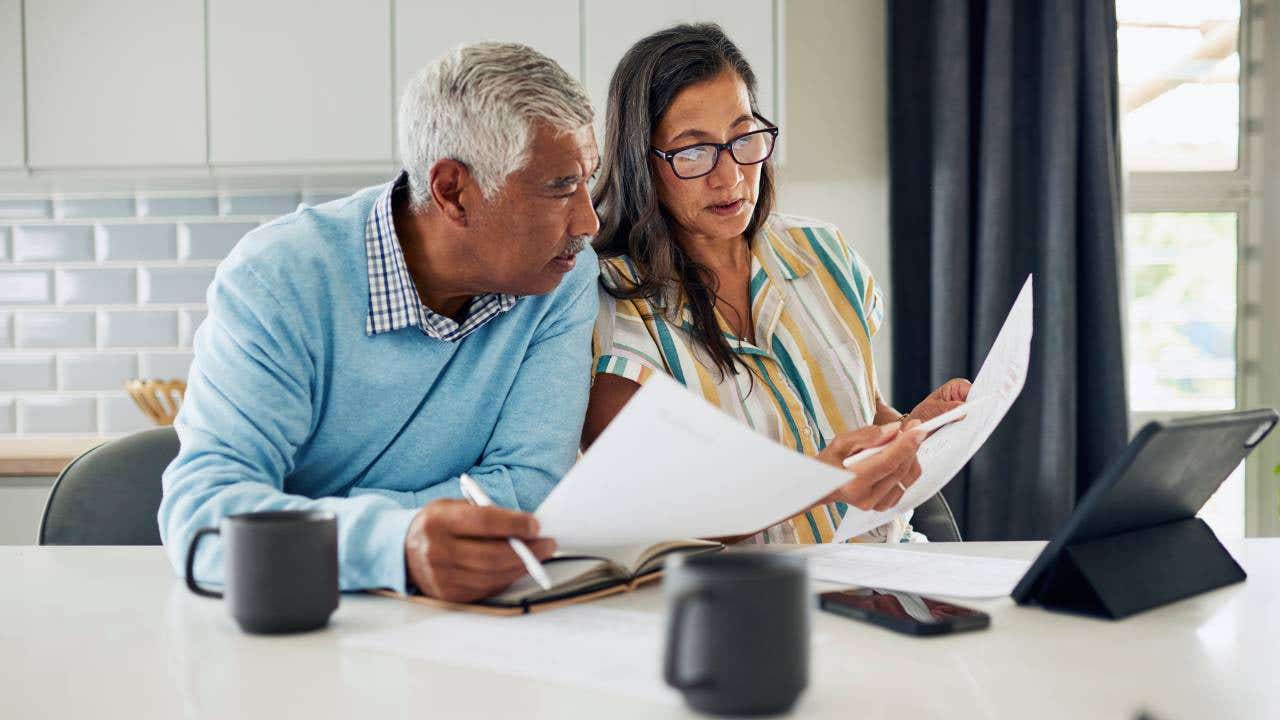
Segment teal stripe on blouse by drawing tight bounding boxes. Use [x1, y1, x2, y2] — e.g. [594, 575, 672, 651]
[817, 226, 867, 302]
[752, 356, 804, 452]
[802, 227, 872, 340]
[771, 336, 819, 431]
[652, 314, 687, 385]
[749, 267, 768, 299]
[802, 510, 823, 543]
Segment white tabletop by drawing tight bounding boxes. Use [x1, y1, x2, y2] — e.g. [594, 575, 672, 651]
[2, 540, 1276, 720]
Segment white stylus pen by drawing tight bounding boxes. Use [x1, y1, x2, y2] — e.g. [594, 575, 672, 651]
[841, 402, 974, 469]
[458, 473, 554, 591]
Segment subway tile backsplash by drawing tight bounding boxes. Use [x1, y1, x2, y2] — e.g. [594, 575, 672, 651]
[0, 198, 53, 220]
[56, 197, 137, 220]
[0, 181, 367, 437]
[14, 311, 96, 349]
[56, 267, 138, 305]
[0, 355, 57, 392]
[13, 225, 96, 262]
[101, 309, 179, 349]
[20, 396, 97, 434]
[221, 193, 300, 217]
[98, 223, 179, 261]
[182, 221, 259, 260]
[138, 195, 219, 218]
[140, 267, 216, 304]
[0, 270, 53, 304]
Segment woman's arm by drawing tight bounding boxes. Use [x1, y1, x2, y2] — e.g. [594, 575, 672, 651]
[581, 373, 642, 449]
[874, 396, 905, 425]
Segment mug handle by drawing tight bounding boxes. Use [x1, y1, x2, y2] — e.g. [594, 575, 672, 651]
[664, 590, 714, 691]
[184, 527, 223, 599]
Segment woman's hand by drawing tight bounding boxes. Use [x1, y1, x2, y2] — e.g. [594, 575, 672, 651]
[815, 421, 927, 511]
[907, 378, 972, 423]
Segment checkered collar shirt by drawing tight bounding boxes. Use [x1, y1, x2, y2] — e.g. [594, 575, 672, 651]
[365, 172, 518, 341]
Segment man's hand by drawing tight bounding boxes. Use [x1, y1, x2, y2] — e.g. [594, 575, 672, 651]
[908, 378, 972, 423]
[404, 499, 556, 603]
[816, 421, 927, 511]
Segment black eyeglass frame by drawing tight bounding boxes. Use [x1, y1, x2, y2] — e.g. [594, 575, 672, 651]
[650, 122, 780, 180]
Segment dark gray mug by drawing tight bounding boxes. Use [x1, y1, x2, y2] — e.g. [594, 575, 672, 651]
[663, 552, 809, 716]
[184, 510, 339, 634]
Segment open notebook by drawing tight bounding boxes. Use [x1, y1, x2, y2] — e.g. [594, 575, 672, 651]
[376, 539, 723, 616]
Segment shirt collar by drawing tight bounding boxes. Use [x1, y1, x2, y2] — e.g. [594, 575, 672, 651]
[364, 171, 518, 341]
[761, 224, 815, 280]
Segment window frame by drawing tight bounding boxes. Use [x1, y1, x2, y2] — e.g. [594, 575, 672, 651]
[1119, 0, 1277, 536]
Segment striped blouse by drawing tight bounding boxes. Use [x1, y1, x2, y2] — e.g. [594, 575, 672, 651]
[591, 213, 911, 544]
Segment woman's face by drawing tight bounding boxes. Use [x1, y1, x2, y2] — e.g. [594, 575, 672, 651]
[650, 70, 765, 245]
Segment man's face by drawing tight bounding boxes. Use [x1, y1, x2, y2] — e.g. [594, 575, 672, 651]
[466, 122, 600, 296]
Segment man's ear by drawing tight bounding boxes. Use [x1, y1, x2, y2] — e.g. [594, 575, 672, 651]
[427, 159, 471, 227]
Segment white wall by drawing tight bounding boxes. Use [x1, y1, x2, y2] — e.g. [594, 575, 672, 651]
[778, 0, 893, 400]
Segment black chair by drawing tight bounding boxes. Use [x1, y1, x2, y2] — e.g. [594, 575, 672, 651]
[38, 427, 178, 545]
[911, 492, 962, 542]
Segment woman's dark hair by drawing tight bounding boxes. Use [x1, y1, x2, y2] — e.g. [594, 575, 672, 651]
[592, 23, 776, 379]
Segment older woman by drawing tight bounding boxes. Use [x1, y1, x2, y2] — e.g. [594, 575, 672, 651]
[584, 24, 970, 543]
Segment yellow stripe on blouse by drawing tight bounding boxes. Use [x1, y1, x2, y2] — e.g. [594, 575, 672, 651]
[591, 213, 908, 544]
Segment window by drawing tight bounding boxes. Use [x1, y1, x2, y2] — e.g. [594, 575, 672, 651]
[1119, 1, 1241, 171]
[1117, 0, 1262, 537]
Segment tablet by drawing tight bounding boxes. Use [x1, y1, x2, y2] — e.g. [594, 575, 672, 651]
[1012, 408, 1278, 605]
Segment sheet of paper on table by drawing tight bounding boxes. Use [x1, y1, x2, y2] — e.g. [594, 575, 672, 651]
[796, 544, 1033, 599]
[341, 606, 681, 705]
[832, 276, 1035, 542]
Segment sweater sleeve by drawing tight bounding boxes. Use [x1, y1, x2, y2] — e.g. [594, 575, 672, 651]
[158, 258, 417, 593]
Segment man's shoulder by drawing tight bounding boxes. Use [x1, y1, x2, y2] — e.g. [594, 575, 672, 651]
[216, 186, 382, 297]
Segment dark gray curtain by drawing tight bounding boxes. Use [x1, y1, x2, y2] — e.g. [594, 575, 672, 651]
[888, 0, 1130, 540]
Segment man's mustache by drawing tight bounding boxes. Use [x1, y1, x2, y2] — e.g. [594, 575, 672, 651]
[563, 235, 591, 255]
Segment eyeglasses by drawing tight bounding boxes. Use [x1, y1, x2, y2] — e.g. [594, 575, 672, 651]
[650, 124, 780, 180]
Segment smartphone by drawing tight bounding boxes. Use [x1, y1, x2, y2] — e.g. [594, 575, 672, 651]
[818, 588, 990, 636]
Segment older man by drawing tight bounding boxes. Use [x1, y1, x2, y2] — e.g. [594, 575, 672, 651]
[160, 43, 599, 603]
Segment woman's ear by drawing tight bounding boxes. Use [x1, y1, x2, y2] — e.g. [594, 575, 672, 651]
[427, 159, 471, 226]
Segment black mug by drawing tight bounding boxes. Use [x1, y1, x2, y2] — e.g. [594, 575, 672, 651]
[663, 552, 810, 716]
[185, 510, 339, 634]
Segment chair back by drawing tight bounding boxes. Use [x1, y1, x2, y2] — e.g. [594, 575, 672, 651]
[912, 492, 962, 542]
[38, 427, 179, 545]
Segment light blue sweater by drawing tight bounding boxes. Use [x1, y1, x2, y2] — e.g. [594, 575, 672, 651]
[159, 184, 599, 592]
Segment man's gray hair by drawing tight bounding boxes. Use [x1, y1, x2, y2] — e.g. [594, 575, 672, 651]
[398, 42, 594, 209]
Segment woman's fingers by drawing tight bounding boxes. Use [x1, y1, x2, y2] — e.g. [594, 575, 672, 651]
[828, 422, 900, 458]
[859, 444, 920, 510]
[940, 378, 972, 402]
[843, 426, 925, 510]
[872, 456, 922, 511]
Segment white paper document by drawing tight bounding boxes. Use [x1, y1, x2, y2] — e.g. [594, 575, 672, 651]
[832, 276, 1035, 542]
[536, 372, 852, 547]
[796, 544, 1032, 598]
[340, 606, 681, 705]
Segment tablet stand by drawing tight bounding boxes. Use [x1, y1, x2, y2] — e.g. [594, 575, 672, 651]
[1027, 517, 1245, 619]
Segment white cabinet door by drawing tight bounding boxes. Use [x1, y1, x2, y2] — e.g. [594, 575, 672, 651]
[394, 0, 579, 92]
[208, 0, 392, 165]
[25, 0, 206, 168]
[0, 0, 22, 168]
[583, 0, 777, 128]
